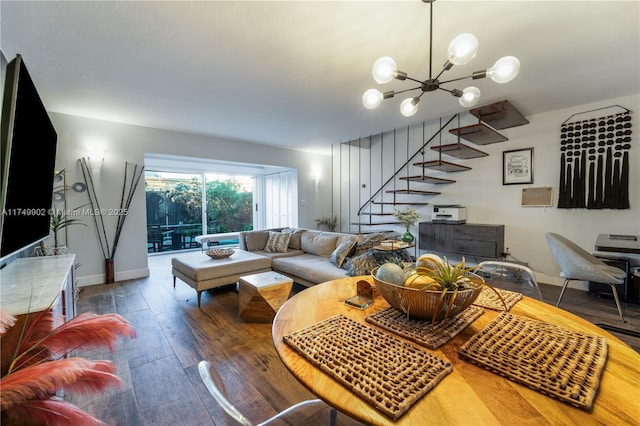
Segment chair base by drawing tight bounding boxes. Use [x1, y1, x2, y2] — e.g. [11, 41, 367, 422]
[556, 278, 626, 324]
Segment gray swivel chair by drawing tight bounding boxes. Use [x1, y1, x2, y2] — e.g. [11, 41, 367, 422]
[475, 261, 543, 301]
[545, 232, 626, 323]
[198, 360, 338, 426]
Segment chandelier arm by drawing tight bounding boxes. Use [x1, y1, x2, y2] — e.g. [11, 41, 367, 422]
[392, 86, 424, 96]
[433, 61, 454, 82]
[404, 76, 424, 84]
[439, 74, 475, 85]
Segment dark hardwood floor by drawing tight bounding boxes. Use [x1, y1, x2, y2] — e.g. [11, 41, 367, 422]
[68, 253, 640, 425]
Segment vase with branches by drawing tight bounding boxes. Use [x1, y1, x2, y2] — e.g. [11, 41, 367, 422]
[79, 159, 144, 284]
[0, 308, 135, 425]
[393, 207, 420, 243]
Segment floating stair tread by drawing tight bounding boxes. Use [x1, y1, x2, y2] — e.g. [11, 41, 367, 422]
[399, 175, 456, 184]
[359, 212, 396, 216]
[430, 143, 488, 159]
[449, 123, 507, 145]
[413, 160, 472, 172]
[372, 202, 430, 206]
[351, 221, 401, 226]
[470, 100, 529, 129]
[385, 189, 441, 195]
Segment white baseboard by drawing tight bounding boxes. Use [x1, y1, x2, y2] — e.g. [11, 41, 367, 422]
[77, 268, 150, 287]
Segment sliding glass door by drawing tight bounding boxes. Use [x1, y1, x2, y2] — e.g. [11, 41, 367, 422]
[145, 171, 203, 252]
[144, 155, 297, 254]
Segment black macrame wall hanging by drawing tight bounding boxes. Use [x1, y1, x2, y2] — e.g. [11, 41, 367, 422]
[558, 105, 632, 209]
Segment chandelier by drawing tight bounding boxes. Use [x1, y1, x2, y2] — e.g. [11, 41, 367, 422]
[362, 0, 520, 117]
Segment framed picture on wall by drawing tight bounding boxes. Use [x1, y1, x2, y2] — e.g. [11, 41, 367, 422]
[503, 148, 533, 185]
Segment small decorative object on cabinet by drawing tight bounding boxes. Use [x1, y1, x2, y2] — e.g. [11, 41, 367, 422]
[393, 207, 420, 243]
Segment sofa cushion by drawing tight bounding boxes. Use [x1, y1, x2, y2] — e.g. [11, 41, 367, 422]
[281, 228, 305, 250]
[353, 233, 389, 257]
[301, 231, 338, 257]
[245, 231, 270, 251]
[330, 239, 357, 269]
[272, 254, 348, 283]
[251, 249, 304, 260]
[346, 251, 379, 277]
[264, 231, 291, 253]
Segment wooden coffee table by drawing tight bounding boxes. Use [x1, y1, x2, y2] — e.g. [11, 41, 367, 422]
[238, 271, 293, 322]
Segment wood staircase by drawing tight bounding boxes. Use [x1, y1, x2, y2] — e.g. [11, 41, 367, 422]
[352, 100, 528, 231]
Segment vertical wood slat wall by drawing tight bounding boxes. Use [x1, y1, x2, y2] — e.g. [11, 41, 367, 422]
[331, 113, 478, 236]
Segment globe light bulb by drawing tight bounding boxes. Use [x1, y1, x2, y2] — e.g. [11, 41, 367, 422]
[459, 86, 481, 107]
[487, 56, 520, 83]
[400, 97, 419, 117]
[362, 89, 383, 109]
[447, 33, 478, 66]
[372, 56, 397, 84]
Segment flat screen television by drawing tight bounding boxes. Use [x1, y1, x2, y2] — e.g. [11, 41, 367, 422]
[0, 53, 58, 262]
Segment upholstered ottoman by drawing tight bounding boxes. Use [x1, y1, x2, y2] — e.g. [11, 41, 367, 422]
[171, 250, 271, 307]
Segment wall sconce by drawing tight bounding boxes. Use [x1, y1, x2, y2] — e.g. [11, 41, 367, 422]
[85, 151, 105, 175]
[84, 141, 106, 175]
[312, 167, 321, 186]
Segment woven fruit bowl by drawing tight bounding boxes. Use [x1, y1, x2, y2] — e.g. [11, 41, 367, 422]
[371, 266, 483, 322]
[205, 248, 235, 259]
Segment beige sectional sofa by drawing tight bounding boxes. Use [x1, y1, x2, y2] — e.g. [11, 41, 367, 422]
[238, 228, 401, 287]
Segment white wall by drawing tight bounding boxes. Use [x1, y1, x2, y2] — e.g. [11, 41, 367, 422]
[50, 113, 333, 286]
[334, 94, 640, 289]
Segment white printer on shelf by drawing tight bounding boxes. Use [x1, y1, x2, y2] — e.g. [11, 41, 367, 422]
[431, 205, 467, 224]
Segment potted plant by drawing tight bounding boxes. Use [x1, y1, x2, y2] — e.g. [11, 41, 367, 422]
[35, 170, 88, 256]
[393, 207, 420, 243]
[48, 209, 87, 255]
[315, 215, 338, 232]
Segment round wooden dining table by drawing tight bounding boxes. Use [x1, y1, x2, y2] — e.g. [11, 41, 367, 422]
[272, 276, 640, 425]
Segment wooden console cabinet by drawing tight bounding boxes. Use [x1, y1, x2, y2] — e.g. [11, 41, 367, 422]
[419, 222, 505, 259]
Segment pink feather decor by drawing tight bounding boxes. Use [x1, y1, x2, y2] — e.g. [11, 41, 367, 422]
[1, 309, 135, 425]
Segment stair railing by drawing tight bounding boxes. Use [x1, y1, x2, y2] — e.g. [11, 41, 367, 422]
[355, 113, 460, 225]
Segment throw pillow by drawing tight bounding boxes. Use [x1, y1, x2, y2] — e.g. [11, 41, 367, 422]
[301, 231, 338, 257]
[245, 231, 270, 251]
[346, 251, 379, 277]
[330, 239, 357, 269]
[353, 233, 390, 257]
[264, 231, 291, 253]
[281, 228, 305, 250]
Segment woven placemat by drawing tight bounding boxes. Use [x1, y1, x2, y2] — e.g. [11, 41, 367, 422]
[459, 312, 608, 409]
[473, 286, 522, 311]
[283, 315, 452, 420]
[365, 306, 484, 349]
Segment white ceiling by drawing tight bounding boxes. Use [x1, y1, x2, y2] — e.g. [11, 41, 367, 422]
[1, 1, 639, 155]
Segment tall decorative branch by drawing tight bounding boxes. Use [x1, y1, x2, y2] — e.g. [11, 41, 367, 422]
[111, 162, 144, 259]
[79, 158, 110, 260]
[79, 158, 145, 282]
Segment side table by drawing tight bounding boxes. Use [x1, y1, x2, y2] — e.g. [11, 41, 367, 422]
[238, 271, 293, 322]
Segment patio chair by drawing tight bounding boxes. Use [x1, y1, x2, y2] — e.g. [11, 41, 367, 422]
[475, 260, 543, 301]
[198, 360, 337, 426]
[545, 232, 626, 323]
